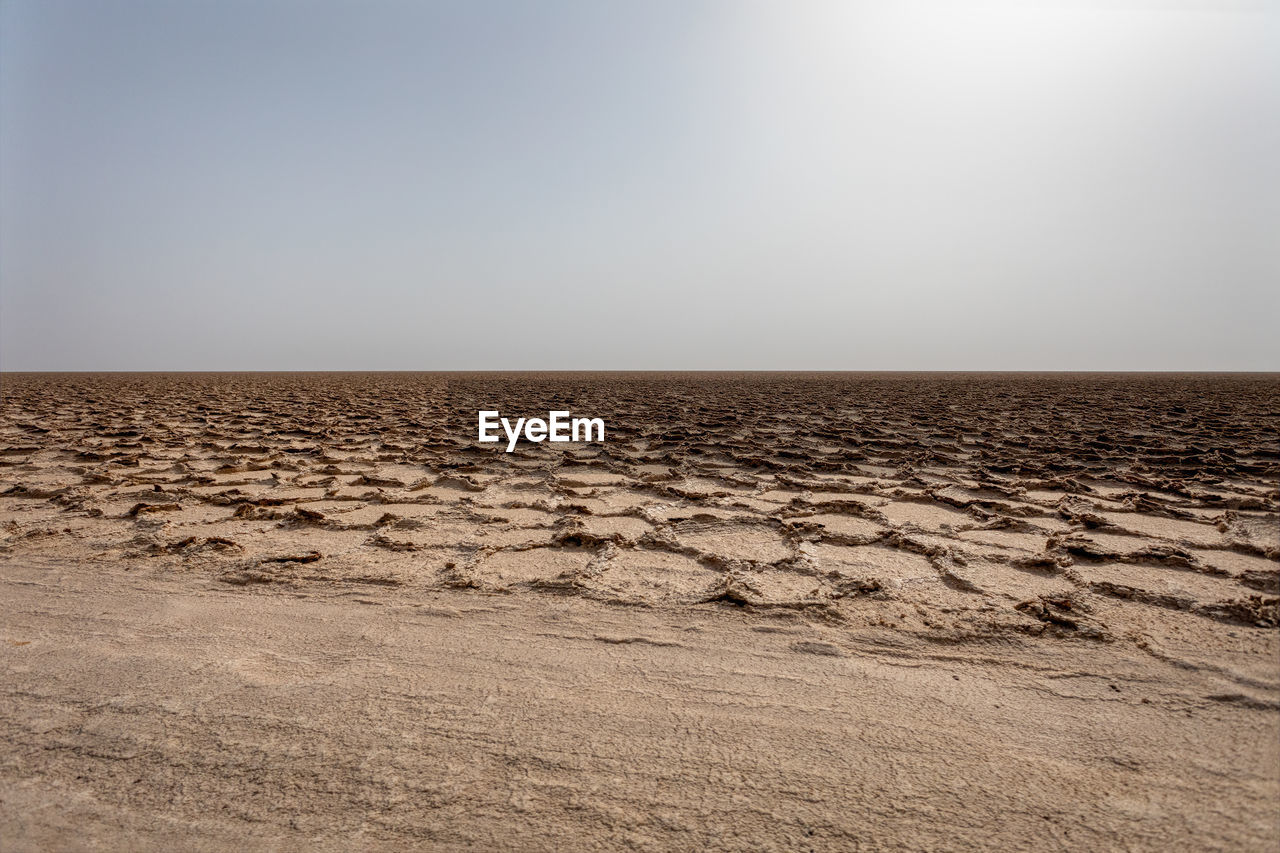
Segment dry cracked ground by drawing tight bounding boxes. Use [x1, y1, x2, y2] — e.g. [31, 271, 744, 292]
[2, 372, 1278, 850]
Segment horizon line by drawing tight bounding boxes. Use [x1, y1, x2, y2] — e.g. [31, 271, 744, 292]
[3, 368, 1279, 376]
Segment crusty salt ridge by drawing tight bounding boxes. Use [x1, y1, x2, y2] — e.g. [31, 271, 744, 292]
[2, 372, 1278, 850]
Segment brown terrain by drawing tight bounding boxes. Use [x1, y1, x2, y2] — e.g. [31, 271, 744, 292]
[2, 372, 1278, 850]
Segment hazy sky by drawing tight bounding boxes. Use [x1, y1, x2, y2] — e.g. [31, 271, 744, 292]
[2, 0, 1277, 370]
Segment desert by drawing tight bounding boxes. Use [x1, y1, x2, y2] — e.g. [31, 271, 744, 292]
[1, 371, 1277, 850]
[5, 0, 1278, 848]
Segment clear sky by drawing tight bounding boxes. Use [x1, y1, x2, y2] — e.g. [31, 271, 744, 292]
[2, 0, 1277, 370]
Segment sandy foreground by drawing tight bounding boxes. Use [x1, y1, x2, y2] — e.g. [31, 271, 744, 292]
[1, 372, 1278, 850]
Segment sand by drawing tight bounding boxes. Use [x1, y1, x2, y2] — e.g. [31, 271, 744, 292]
[2, 372, 1278, 850]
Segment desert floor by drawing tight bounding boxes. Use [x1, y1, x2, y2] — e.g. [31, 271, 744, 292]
[2, 372, 1278, 850]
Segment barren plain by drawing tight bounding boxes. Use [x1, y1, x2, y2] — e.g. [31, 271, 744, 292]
[2, 372, 1278, 850]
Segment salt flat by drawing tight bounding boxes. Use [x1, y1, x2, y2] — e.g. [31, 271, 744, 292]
[1, 372, 1277, 849]
[3, 561, 1278, 851]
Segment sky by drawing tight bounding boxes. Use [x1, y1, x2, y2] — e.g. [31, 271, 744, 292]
[1, 0, 1277, 370]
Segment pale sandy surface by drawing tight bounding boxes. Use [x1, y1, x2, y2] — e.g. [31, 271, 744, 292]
[2, 372, 1278, 850]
